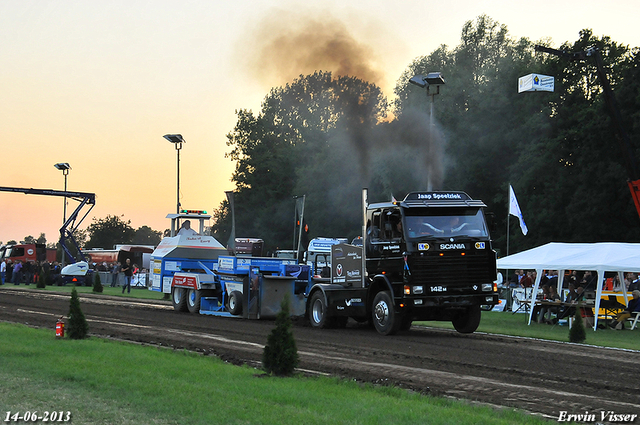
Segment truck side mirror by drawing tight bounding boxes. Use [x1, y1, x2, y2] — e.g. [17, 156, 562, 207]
[485, 212, 498, 233]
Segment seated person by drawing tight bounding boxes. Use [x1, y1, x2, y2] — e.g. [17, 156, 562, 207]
[392, 220, 403, 239]
[178, 220, 198, 236]
[538, 285, 561, 324]
[531, 284, 549, 322]
[608, 290, 640, 329]
[558, 283, 578, 319]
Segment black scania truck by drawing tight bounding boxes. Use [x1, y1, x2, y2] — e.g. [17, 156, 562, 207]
[307, 189, 498, 335]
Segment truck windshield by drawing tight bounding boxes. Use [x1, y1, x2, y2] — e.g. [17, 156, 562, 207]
[404, 208, 488, 239]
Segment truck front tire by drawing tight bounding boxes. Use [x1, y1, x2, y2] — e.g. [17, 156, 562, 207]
[172, 287, 188, 312]
[452, 304, 481, 333]
[372, 291, 401, 335]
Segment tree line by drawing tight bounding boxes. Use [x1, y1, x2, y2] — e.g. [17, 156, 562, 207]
[210, 15, 640, 256]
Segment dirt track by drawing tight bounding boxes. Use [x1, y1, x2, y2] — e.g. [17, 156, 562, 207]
[2, 286, 639, 422]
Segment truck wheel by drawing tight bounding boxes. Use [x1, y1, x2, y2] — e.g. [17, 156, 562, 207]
[309, 291, 329, 328]
[228, 291, 243, 315]
[187, 288, 201, 313]
[372, 291, 401, 335]
[172, 287, 188, 312]
[452, 304, 481, 333]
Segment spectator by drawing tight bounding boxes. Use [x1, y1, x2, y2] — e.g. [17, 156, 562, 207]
[520, 271, 534, 288]
[12, 260, 23, 285]
[558, 283, 578, 319]
[532, 284, 550, 322]
[110, 262, 121, 287]
[5, 260, 12, 284]
[538, 285, 561, 324]
[580, 271, 596, 290]
[24, 260, 33, 285]
[608, 290, 640, 330]
[628, 274, 640, 292]
[509, 270, 524, 288]
[121, 258, 133, 294]
[0, 259, 6, 285]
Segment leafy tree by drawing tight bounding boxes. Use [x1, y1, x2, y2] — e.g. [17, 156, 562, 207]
[217, 71, 388, 251]
[85, 215, 135, 250]
[394, 16, 640, 253]
[215, 16, 640, 254]
[23, 233, 47, 245]
[132, 226, 162, 246]
[67, 287, 88, 339]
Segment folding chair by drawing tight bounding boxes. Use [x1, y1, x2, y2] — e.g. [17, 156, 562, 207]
[600, 295, 625, 322]
[629, 311, 640, 330]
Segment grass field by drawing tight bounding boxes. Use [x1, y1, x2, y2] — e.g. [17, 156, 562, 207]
[0, 323, 553, 425]
[2, 285, 634, 424]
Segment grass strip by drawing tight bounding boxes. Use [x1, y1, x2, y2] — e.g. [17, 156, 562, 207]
[416, 311, 640, 351]
[0, 323, 552, 425]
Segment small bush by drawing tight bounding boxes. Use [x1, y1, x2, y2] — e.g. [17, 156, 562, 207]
[262, 294, 299, 376]
[569, 304, 586, 343]
[36, 272, 46, 289]
[68, 287, 89, 339]
[93, 271, 103, 293]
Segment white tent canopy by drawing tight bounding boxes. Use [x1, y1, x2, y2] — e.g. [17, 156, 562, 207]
[497, 242, 639, 330]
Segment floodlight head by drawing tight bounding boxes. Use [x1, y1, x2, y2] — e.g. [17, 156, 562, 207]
[409, 75, 428, 88]
[425, 72, 445, 86]
[54, 163, 71, 171]
[163, 134, 186, 145]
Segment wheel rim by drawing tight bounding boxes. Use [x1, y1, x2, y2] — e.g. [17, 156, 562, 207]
[312, 299, 324, 324]
[229, 295, 236, 310]
[173, 288, 181, 304]
[188, 289, 195, 307]
[374, 299, 390, 326]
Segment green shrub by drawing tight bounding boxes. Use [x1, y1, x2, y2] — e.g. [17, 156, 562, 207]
[569, 304, 586, 343]
[262, 294, 299, 376]
[68, 287, 89, 339]
[36, 271, 46, 289]
[93, 271, 103, 293]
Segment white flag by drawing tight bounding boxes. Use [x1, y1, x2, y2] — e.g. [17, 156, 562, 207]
[509, 185, 528, 235]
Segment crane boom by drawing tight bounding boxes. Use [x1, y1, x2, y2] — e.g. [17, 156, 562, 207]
[0, 186, 96, 263]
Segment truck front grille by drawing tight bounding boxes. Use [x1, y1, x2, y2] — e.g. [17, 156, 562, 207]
[409, 252, 495, 287]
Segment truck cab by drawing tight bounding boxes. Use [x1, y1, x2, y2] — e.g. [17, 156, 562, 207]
[365, 191, 498, 332]
[304, 237, 348, 277]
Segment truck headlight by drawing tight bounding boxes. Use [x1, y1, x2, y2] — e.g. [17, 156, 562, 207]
[413, 285, 424, 294]
[481, 283, 493, 291]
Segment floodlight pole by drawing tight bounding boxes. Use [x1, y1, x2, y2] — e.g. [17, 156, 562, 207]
[53, 163, 71, 223]
[163, 134, 186, 214]
[409, 72, 445, 191]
